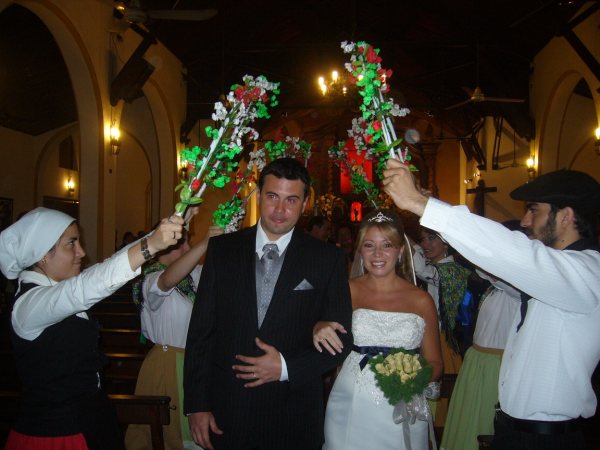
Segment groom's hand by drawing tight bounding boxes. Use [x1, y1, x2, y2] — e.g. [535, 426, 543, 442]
[188, 411, 223, 450]
[233, 337, 282, 387]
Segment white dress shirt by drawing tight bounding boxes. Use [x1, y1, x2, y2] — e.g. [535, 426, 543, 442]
[256, 219, 295, 381]
[12, 247, 140, 341]
[421, 197, 600, 420]
[473, 270, 521, 350]
[140, 265, 202, 349]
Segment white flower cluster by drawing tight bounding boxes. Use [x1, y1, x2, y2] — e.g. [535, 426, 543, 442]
[212, 102, 228, 122]
[244, 74, 279, 92]
[375, 352, 422, 384]
[248, 148, 266, 171]
[389, 101, 410, 117]
[224, 209, 246, 234]
[340, 41, 356, 53]
[348, 117, 368, 155]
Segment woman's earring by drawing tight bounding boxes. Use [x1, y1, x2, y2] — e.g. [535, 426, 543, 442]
[41, 257, 47, 265]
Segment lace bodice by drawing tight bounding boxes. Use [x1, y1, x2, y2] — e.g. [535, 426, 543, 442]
[344, 309, 426, 404]
[352, 308, 425, 349]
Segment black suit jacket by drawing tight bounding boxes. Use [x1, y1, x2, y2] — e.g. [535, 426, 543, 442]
[184, 226, 352, 449]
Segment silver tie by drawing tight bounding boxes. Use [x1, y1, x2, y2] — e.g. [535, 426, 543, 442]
[261, 243, 279, 283]
[257, 243, 279, 326]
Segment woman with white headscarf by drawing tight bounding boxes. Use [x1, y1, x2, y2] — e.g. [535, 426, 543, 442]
[0, 207, 183, 450]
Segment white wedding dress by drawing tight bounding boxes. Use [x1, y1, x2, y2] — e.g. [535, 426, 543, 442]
[324, 308, 429, 450]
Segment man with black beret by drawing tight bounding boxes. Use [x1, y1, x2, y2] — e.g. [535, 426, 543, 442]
[382, 161, 600, 450]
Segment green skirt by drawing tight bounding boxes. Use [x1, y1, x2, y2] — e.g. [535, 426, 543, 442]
[440, 345, 502, 450]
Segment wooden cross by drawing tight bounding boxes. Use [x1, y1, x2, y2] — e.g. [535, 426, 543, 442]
[466, 179, 497, 216]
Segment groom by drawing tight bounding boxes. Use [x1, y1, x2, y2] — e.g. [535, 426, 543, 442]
[184, 158, 353, 450]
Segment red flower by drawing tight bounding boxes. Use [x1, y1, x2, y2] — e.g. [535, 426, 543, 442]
[191, 179, 201, 191]
[365, 134, 373, 144]
[366, 46, 382, 64]
[372, 120, 382, 131]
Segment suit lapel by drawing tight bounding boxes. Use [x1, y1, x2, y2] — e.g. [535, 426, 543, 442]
[239, 226, 259, 330]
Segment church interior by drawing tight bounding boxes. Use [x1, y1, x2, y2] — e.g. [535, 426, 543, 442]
[0, 0, 599, 448]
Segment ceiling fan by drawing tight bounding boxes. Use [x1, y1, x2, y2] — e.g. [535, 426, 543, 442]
[445, 85, 525, 110]
[114, 0, 218, 24]
[445, 41, 525, 111]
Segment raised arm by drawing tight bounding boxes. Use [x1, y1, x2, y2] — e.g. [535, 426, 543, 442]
[127, 215, 184, 271]
[157, 226, 223, 292]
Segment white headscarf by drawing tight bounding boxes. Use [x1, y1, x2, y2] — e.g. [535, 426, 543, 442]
[0, 207, 75, 279]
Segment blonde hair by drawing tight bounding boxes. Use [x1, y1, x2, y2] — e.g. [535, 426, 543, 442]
[355, 209, 414, 282]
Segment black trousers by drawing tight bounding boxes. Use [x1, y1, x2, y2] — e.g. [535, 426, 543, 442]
[491, 410, 587, 450]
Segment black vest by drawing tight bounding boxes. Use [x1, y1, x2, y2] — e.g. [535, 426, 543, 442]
[10, 282, 122, 448]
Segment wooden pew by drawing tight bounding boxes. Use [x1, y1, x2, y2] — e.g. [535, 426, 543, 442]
[110, 394, 171, 450]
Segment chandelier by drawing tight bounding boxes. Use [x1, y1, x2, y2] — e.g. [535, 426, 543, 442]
[317, 70, 357, 97]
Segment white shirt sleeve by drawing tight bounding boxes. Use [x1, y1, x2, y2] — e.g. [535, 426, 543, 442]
[12, 248, 140, 341]
[421, 197, 600, 314]
[279, 353, 289, 381]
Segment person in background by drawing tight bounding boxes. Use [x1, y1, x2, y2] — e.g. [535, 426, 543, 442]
[383, 160, 600, 450]
[0, 207, 181, 450]
[126, 219, 223, 450]
[440, 220, 523, 450]
[305, 215, 332, 242]
[335, 225, 355, 269]
[413, 227, 470, 427]
[414, 228, 471, 367]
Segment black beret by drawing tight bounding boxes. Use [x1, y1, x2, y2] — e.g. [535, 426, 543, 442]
[510, 169, 600, 214]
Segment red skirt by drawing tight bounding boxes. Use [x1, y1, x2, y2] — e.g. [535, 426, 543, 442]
[4, 430, 88, 450]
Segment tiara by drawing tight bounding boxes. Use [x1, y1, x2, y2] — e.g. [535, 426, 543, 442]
[367, 212, 393, 223]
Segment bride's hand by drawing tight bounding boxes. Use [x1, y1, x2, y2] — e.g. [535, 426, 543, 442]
[313, 321, 347, 355]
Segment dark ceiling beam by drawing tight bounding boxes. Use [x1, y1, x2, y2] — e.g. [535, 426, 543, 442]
[560, 2, 600, 83]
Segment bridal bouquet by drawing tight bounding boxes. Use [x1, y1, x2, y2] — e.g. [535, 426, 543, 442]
[369, 348, 432, 405]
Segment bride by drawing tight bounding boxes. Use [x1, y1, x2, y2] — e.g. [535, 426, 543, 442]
[314, 209, 443, 450]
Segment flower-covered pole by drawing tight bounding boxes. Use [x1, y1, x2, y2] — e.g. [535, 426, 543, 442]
[175, 75, 280, 221]
[341, 40, 416, 172]
[328, 140, 379, 208]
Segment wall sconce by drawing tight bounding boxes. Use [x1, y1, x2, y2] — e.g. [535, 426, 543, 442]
[526, 156, 536, 181]
[595, 127, 600, 156]
[110, 125, 121, 155]
[66, 177, 75, 197]
[179, 164, 188, 180]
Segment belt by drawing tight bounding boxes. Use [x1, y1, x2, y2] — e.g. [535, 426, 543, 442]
[496, 408, 581, 435]
[472, 343, 503, 356]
